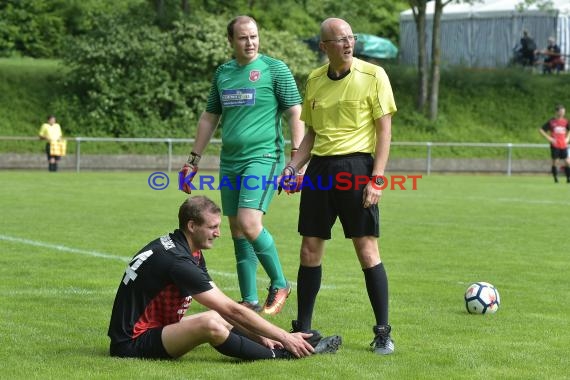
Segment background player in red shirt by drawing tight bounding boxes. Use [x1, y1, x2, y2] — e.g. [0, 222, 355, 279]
[539, 104, 570, 183]
[108, 196, 341, 360]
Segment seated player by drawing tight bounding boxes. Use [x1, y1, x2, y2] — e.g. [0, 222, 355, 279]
[107, 195, 341, 360]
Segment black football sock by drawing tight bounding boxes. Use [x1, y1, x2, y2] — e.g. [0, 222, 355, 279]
[296, 265, 322, 331]
[564, 166, 570, 182]
[551, 165, 558, 182]
[213, 331, 277, 360]
[230, 327, 248, 337]
[363, 263, 389, 326]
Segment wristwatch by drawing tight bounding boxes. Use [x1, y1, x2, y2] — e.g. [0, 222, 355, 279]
[372, 175, 385, 187]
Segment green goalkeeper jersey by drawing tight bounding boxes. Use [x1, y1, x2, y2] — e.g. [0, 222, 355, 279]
[206, 54, 302, 164]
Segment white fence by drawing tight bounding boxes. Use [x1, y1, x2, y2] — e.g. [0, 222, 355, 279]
[0, 136, 552, 175]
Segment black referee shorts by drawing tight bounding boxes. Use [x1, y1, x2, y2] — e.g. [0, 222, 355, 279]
[298, 153, 380, 240]
[109, 327, 172, 359]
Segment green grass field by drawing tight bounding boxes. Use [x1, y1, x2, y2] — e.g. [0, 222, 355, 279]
[1, 171, 569, 379]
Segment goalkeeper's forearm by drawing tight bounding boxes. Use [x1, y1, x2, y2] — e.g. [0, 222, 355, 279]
[189, 111, 221, 157]
[288, 128, 315, 171]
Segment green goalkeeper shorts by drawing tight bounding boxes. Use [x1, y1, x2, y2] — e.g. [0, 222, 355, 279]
[219, 157, 284, 216]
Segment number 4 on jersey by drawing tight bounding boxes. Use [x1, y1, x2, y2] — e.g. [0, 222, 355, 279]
[122, 250, 154, 285]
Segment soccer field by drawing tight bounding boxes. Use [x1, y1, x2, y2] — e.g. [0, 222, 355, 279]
[1, 171, 568, 379]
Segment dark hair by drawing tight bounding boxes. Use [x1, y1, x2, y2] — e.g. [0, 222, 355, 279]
[555, 104, 565, 111]
[227, 15, 257, 40]
[178, 196, 221, 230]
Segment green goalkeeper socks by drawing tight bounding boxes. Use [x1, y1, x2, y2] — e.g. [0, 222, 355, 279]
[251, 228, 287, 289]
[233, 237, 259, 303]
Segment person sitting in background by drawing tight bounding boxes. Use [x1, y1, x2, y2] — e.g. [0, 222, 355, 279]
[541, 37, 564, 74]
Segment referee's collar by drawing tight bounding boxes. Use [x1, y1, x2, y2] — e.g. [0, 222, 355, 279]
[327, 67, 350, 81]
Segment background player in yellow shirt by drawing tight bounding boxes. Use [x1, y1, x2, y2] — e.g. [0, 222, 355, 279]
[280, 17, 397, 355]
[38, 115, 63, 172]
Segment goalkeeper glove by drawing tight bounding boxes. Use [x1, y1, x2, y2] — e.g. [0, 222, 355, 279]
[284, 174, 303, 194]
[278, 165, 303, 194]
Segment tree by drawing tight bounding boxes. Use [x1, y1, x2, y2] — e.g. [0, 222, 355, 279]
[408, 0, 475, 121]
[57, 11, 318, 138]
[408, 0, 554, 121]
[305, 0, 406, 40]
[407, 0, 428, 112]
[0, 0, 65, 58]
[148, 0, 193, 29]
[427, 0, 448, 121]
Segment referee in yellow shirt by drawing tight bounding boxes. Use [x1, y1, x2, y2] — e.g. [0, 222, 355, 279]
[38, 115, 63, 172]
[281, 18, 397, 355]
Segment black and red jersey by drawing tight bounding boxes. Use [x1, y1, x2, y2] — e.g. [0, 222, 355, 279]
[542, 117, 569, 149]
[107, 229, 213, 345]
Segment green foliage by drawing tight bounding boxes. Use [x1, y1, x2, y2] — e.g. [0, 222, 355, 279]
[57, 13, 226, 137]
[304, 0, 408, 41]
[145, 0, 189, 29]
[0, 0, 410, 58]
[0, 0, 409, 139]
[1, 55, 567, 151]
[56, 0, 146, 36]
[248, 1, 320, 39]
[384, 64, 570, 144]
[56, 12, 318, 138]
[0, 0, 146, 58]
[0, 58, 65, 136]
[260, 30, 319, 83]
[0, 0, 66, 58]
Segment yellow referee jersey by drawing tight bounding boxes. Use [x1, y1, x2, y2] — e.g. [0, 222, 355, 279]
[301, 57, 396, 156]
[38, 122, 62, 141]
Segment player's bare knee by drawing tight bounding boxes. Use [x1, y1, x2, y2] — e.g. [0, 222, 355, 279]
[300, 246, 322, 266]
[237, 220, 262, 241]
[203, 318, 230, 344]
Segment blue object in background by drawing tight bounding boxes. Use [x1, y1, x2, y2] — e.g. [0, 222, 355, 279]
[354, 34, 399, 60]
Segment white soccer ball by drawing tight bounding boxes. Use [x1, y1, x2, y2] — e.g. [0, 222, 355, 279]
[464, 282, 500, 314]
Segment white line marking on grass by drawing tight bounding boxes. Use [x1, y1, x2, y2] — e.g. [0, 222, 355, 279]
[0, 234, 336, 289]
[0, 234, 130, 261]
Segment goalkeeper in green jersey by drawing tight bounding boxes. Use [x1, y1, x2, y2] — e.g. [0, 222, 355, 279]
[180, 15, 304, 316]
